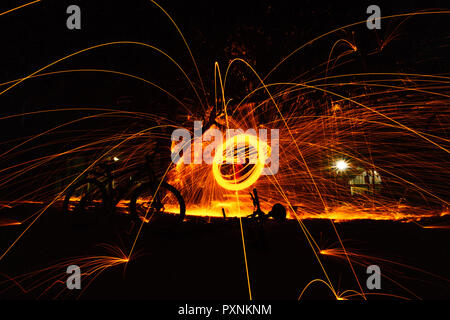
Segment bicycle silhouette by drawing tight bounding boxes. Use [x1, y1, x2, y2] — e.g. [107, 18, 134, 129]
[62, 154, 185, 226]
[246, 188, 286, 223]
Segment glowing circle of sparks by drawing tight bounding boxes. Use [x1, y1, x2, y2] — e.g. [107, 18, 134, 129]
[212, 133, 269, 191]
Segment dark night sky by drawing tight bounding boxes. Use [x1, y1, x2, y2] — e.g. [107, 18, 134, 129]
[0, 0, 448, 134]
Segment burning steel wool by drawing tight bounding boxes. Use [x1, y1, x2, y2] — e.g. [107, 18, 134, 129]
[0, 0, 448, 301]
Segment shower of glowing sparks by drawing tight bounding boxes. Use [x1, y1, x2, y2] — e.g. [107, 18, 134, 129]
[0, 1, 448, 300]
[0, 244, 132, 299]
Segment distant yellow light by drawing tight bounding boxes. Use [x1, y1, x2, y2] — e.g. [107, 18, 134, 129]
[113, 157, 120, 162]
[335, 159, 349, 171]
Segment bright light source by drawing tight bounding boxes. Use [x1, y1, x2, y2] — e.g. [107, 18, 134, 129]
[113, 157, 119, 162]
[335, 159, 349, 171]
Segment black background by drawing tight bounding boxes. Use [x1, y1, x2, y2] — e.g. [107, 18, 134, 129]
[1, 0, 449, 128]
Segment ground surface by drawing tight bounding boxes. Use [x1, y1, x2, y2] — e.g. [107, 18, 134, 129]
[0, 204, 449, 300]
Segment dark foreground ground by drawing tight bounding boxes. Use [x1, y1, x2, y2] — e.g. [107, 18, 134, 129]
[0, 204, 449, 300]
